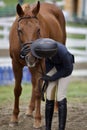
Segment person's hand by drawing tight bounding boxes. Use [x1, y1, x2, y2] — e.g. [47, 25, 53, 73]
[41, 75, 52, 81]
[20, 44, 30, 59]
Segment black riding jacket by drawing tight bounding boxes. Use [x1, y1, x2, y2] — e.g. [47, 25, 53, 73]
[45, 42, 74, 81]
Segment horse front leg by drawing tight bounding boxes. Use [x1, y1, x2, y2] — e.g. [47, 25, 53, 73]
[33, 78, 42, 128]
[26, 86, 35, 116]
[34, 93, 41, 128]
[9, 61, 23, 126]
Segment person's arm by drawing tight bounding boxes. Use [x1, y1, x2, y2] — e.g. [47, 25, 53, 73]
[50, 53, 74, 81]
[42, 53, 74, 81]
[45, 58, 54, 73]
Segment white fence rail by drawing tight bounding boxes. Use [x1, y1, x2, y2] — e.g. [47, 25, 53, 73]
[66, 26, 87, 63]
[66, 26, 87, 76]
[0, 17, 15, 49]
[0, 17, 87, 77]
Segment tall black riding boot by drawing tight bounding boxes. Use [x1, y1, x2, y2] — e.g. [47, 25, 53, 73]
[45, 99, 54, 130]
[58, 98, 67, 130]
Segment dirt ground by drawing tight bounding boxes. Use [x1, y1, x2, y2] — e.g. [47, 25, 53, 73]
[0, 101, 87, 130]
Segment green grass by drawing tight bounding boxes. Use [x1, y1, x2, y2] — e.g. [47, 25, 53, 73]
[67, 34, 85, 39]
[0, 79, 87, 107]
[0, 83, 32, 107]
[67, 22, 87, 27]
[67, 79, 87, 103]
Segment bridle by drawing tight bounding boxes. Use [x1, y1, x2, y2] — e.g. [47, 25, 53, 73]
[17, 15, 44, 72]
[17, 15, 39, 59]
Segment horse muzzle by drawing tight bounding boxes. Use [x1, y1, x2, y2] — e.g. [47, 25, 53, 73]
[20, 42, 39, 67]
[25, 53, 38, 67]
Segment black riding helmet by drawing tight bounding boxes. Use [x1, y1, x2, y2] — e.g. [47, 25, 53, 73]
[30, 38, 58, 59]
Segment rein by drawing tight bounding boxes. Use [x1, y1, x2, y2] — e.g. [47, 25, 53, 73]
[38, 62, 49, 101]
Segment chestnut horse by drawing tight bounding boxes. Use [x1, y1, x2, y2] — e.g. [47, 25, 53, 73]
[9, 1, 66, 128]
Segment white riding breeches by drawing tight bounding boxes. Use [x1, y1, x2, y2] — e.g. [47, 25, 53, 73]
[46, 67, 71, 101]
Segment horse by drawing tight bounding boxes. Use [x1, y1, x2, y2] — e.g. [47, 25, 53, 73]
[9, 1, 66, 128]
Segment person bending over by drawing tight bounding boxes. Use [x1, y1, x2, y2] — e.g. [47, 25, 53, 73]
[30, 38, 75, 130]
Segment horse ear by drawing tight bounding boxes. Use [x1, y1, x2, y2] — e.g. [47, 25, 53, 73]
[16, 4, 24, 17]
[32, 1, 40, 16]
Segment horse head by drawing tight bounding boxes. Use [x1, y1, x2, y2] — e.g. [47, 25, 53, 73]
[16, 1, 41, 67]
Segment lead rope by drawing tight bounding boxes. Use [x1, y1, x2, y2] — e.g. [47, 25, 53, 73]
[38, 62, 49, 101]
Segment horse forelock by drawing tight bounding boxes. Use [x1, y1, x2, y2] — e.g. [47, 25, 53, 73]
[21, 3, 32, 17]
[22, 3, 30, 12]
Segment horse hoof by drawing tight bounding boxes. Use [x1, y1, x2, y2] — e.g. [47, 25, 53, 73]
[25, 114, 33, 118]
[33, 126, 45, 130]
[33, 126, 42, 129]
[25, 112, 33, 117]
[33, 120, 42, 129]
[25, 109, 33, 117]
[9, 122, 18, 127]
[34, 126, 45, 130]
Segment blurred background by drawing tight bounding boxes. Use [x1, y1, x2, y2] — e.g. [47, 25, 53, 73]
[0, 2, 87, 130]
[0, 0, 87, 85]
